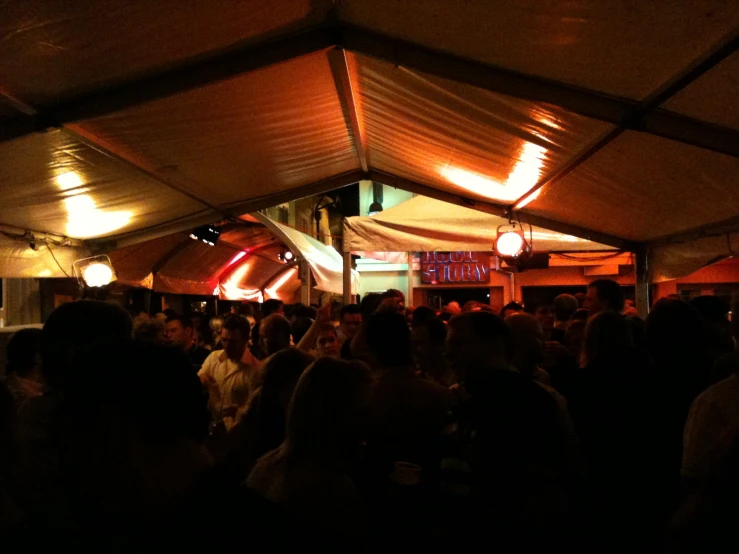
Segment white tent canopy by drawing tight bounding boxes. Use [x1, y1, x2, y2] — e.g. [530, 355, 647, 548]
[344, 196, 616, 254]
[0, 1, 737, 283]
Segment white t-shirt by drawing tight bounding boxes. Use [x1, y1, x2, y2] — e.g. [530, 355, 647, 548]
[198, 349, 261, 428]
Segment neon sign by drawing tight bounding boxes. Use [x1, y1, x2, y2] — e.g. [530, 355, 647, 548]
[421, 252, 491, 284]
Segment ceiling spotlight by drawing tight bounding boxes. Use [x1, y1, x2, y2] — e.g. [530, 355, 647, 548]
[495, 224, 533, 270]
[73, 255, 116, 288]
[189, 225, 220, 246]
[278, 246, 295, 263]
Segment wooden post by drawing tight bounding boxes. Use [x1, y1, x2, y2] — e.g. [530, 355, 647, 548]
[343, 251, 353, 304]
[635, 246, 650, 319]
[299, 260, 311, 305]
[406, 252, 414, 306]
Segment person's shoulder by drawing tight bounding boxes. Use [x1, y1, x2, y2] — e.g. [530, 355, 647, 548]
[192, 346, 211, 363]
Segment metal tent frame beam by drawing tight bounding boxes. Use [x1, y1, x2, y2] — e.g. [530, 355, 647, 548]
[0, 22, 735, 158]
[328, 47, 369, 172]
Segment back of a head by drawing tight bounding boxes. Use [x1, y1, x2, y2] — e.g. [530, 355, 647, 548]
[583, 311, 634, 369]
[381, 288, 404, 301]
[450, 311, 513, 360]
[366, 310, 412, 367]
[64, 340, 210, 443]
[360, 293, 382, 318]
[590, 279, 625, 312]
[223, 314, 251, 337]
[261, 347, 314, 402]
[554, 294, 579, 322]
[262, 299, 284, 317]
[462, 301, 480, 313]
[340, 304, 361, 320]
[572, 308, 589, 322]
[165, 314, 193, 330]
[6, 328, 43, 377]
[423, 317, 447, 344]
[262, 314, 291, 341]
[43, 300, 133, 388]
[647, 298, 707, 372]
[291, 316, 314, 344]
[285, 357, 371, 457]
[209, 316, 223, 333]
[500, 301, 523, 317]
[411, 306, 436, 328]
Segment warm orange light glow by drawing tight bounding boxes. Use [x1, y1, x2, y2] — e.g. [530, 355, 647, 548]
[265, 267, 297, 299]
[514, 188, 541, 209]
[440, 142, 547, 203]
[56, 171, 84, 191]
[531, 230, 585, 243]
[64, 194, 132, 238]
[496, 231, 525, 256]
[56, 171, 131, 238]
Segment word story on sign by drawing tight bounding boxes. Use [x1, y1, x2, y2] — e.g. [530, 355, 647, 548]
[421, 252, 491, 284]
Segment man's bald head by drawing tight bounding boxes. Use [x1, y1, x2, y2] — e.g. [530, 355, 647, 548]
[505, 313, 544, 376]
[260, 314, 292, 356]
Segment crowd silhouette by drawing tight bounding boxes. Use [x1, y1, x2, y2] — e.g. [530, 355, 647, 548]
[1, 279, 738, 553]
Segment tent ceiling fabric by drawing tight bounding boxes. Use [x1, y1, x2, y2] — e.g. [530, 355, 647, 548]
[338, 0, 739, 100]
[0, 1, 737, 283]
[81, 50, 359, 208]
[345, 195, 615, 254]
[526, 132, 739, 242]
[348, 52, 612, 204]
[0, 0, 331, 106]
[664, 52, 739, 131]
[0, 130, 206, 239]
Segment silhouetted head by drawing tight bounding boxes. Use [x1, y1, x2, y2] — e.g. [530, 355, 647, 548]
[339, 304, 362, 341]
[506, 313, 544, 377]
[6, 328, 43, 378]
[43, 300, 132, 389]
[220, 315, 251, 361]
[284, 358, 372, 461]
[447, 311, 512, 380]
[585, 279, 625, 315]
[583, 310, 634, 369]
[500, 301, 523, 319]
[554, 294, 579, 323]
[259, 314, 291, 357]
[366, 311, 412, 368]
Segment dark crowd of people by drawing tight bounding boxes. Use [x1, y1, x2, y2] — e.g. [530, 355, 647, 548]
[1, 280, 738, 552]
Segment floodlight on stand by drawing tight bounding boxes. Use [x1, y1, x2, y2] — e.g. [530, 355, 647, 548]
[495, 223, 533, 270]
[189, 225, 221, 246]
[73, 255, 116, 290]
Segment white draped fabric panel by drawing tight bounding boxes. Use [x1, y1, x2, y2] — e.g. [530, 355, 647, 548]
[345, 196, 616, 253]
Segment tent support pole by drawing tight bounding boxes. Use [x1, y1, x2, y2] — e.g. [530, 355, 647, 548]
[343, 251, 353, 304]
[635, 246, 650, 319]
[300, 260, 311, 305]
[406, 252, 414, 307]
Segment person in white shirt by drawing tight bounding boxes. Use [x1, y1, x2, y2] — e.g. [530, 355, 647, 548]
[199, 315, 261, 429]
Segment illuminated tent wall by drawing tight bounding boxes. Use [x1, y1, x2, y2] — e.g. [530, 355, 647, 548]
[108, 213, 357, 303]
[0, 1, 737, 292]
[344, 196, 617, 255]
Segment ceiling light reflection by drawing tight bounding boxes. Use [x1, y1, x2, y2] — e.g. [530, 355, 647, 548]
[440, 142, 547, 203]
[265, 268, 297, 299]
[56, 171, 84, 191]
